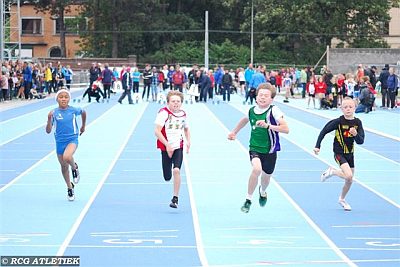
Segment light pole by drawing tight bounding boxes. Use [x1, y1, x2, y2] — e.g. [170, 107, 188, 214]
[250, 0, 254, 65]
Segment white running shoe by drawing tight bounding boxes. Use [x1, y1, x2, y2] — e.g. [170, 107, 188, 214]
[339, 198, 351, 211]
[320, 167, 334, 182]
[72, 163, 80, 184]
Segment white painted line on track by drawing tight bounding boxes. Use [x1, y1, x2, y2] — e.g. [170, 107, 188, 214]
[56, 103, 149, 256]
[184, 151, 209, 266]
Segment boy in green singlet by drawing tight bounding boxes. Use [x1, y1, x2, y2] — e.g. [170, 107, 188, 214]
[228, 83, 289, 213]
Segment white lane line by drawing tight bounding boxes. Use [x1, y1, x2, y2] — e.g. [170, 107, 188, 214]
[184, 151, 209, 266]
[56, 103, 148, 256]
[0, 106, 51, 125]
[333, 225, 400, 228]
[204, 106, 357, 267]
[347, 237, 400, 240]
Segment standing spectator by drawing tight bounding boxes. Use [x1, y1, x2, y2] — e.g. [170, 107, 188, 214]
[199, 70, 211, 102]
[118, 67, 133, 104]
[368, 66, 377, 89]
[172, 65, 185, 93]
[300, 67, 307, 99]
[157, 67, 165, 93]
[244, 63, 255, 98]
[100, 63, 114, 100]
[306, 76, 316, 109]
[0, 71, 9, 101]
[208, 69, 215, 100]
[188, 64, 198, 88]
[167, 65, 175, 91]
[387, 67, 398, 109]
[315, 76, 327, 109]
[22, 62, 32, 99]
[214, 65, 224, 95]
[63, 65, 74, 90]
[379, 64, 390, 108]
[142, 64, 152, 101]
[132, 67, 141, 94]
[247, 67, 266, 104]
[221, 69, 233, 102]
[44, 63, 53, 94]
[112, 67, 119, 94]
[345, 74, 356, 99]
[150, 67, 159, 102]
[282, 73, 292, 103]
[238, 67, 246, 96]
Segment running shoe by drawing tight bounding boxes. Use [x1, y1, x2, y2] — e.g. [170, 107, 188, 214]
[320, 167, 334, 182]
[72, 163, 80, 184]
[170, 196, 178, 208]
[339, 198, 351, 211]
[241, 199, 252, 213]
[67, 182, 75, 201]
[259, 186, 267, 207]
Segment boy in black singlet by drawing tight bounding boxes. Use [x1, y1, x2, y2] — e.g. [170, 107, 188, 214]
[314, 97, 365, 211]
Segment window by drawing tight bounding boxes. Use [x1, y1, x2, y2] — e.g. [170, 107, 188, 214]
[49, 47, 61, 57]
[22, 18, 42, 35]
[378, 21, 389, 35]
[55, 17, 87, 35]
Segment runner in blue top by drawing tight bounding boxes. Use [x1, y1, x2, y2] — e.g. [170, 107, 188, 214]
[46, 89, 86, 201]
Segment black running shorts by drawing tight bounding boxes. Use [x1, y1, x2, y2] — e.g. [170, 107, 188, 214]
[161, 148, 183, 181]
[334, 153, 355, 168]
[249, 151, 277, 175]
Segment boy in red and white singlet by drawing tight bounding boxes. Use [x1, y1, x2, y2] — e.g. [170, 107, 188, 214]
[155, 91, 191, 208]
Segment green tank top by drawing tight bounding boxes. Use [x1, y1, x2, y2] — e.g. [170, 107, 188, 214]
[249, 106, 272, 153]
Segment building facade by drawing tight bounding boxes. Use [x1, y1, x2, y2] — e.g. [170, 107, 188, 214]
[386, 7, 400, 48]
[9, 3, 84, 58]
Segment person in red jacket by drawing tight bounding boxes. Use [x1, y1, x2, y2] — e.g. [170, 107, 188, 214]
[337, 73, 346, 107]
[315, 76, 327, 109]
[172, 65, 185, 92]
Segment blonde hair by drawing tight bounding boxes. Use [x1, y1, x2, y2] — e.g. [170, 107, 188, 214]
[256, 83, 277, 98]
[167, 90, 184, 102]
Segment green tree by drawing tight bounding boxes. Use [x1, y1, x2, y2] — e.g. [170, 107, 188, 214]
[77, 0, 398, 66]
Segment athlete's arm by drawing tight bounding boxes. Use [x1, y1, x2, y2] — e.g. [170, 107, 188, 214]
[184, 127, 190, 154]
[80, 110, 87, 135]
[314, 118, 339, 149]
[155, 124, 174, 157]
[45, 110, 53, 134]
[268, 116, 289, 134]
[351, 119, 365, 144]
[228, 117, 249, 140]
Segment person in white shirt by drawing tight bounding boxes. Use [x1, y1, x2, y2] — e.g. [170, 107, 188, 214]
[154, 91, 191, 208]
[306, 76, 316, 109]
